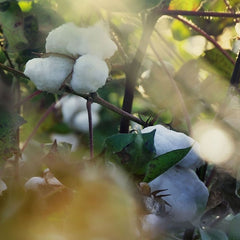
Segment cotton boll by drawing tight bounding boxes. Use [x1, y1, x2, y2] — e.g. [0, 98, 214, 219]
[72, 111, 100, 133]
[25, 177, 45, 191]
[77, 21, 117, 59]
[60, 94, 101, 127]
[24, 56, 74, 93]
[141, 125, 202, 169]
[149, 166, 209, 223]
[71, 54, 109, 94]
[45, 22, 84, 57]
[60, 95, 88, 123]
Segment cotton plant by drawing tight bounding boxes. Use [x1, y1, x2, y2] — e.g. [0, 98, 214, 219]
[24, 21, 117, 94]
[141, 125, 209, 234]
[58, 94, 101, 133]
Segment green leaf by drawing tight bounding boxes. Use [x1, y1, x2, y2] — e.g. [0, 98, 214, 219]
[0, 108, 26, 160]
[105, 130, 156, 175]
[199, 228, 228, 240]
[0, 1, 28, 51]
[169, 0, 202, 10]
[143, 147, 192, 182]
[171, 19, 192, 41]
[105, 133, 135, 153]
[202, 49, 236, 80]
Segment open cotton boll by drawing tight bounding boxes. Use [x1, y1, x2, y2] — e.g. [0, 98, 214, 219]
[72, 111, 100, 133]
[141, 125, 202, 169]
[45, 22, 84, 57]
[149, 166, 209, 223]
[60, 94, 101, 124]
[71, 54, 109, 94]
[25, 176, 45, 191]
[60, 95, 89, 123]
[24, 56, 74, 93]
[76, 21, 117, 59]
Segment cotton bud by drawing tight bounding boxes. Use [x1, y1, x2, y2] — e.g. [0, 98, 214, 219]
[24, 56, 74, 93]
[71, 54, 109, 94]
[141, 125, 202, 169]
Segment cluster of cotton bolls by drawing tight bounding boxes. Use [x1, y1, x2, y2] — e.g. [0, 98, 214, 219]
[57, 94, 101, 133]
[141, 125, 209, 236]
[24, 21, 117, 94]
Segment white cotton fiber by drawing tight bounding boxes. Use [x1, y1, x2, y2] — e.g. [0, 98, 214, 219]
[72, 111, 100, 133]
[46, 22, 117, 59]
[76, 21, 118, 59]
[45, 22, 84, 57]
[149, 166, 209, 223]
[141, 125, 202, 169]
[24, 56, 74, 93]
[71, 54, 109, 94]
[24, 177, 45, 191]
[0, 179, 7, 195]
[60, 95, 88, 123]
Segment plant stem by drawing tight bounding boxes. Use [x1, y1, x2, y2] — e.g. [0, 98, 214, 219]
[64, 87, 147, 127]
[175, 16, 235, 65]
[21, 102, 56, 153]
[119, 10, 159, 133]
[158, 9, 240, 18]
[230, 50, 240, 87]
[0, 62, 27, 78]
[86, 98, 94, 159]
[149, 41, 192, 134]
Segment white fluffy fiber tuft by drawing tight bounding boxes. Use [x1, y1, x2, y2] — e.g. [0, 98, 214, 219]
[71, 54, 109, 94]
[46, 21, 117, 59]
[60, 95, 101, 133]
[148, 166, 209, 223]
[45, 22, 84, 57]
[24, 56, 74, 93]
[141, 125, 202, 169]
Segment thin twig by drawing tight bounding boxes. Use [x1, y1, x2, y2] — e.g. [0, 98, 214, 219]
[149, 40, 192, 134]
[0, 62, 27, 78]
[21, 102, 56, 152]
[158, 9, 240, 18]
[14, 90, 42, 108]
[87, 98, 94, 159]
[175, 16, 235, 65]
[64, 87, 147, 127]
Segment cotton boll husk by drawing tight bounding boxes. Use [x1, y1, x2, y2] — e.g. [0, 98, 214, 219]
[24, 56, 74, 93]
[71, 54, 109, 94]
[51, 133, 79, 152]
[72, 111, 100, 133]
[76, 21, 117, 59]
[141, 125, 202, 169]
[148, 166, 209, 223]
[45, 22, 84, 57]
